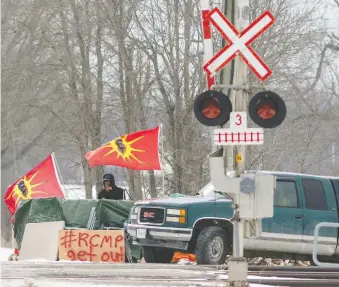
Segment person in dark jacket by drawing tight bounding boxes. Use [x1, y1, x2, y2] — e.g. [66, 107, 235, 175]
[98, 173, 124, 200]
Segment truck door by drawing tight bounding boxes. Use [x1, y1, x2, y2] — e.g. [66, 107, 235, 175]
[299, 177, 338, 256]
[253, 177, 303, 253]
[267, 177, 304, 253]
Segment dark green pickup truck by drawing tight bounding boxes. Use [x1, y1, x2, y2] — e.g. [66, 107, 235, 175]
[127, 171, 339, 265]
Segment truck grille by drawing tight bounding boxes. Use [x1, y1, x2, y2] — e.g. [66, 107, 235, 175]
[139, 207, 164, 224]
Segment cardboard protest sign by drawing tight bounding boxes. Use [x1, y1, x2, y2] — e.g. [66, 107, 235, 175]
[58, 229, 125, 262]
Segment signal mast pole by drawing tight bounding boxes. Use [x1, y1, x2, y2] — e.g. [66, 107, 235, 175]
[227, 1, 250, 286]
[233, 1, 249, 176]
[220, 0, 236, 174]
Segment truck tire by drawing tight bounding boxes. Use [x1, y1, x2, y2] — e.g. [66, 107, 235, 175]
[195, 226, 228, 265]
[142, 246, 174, 263]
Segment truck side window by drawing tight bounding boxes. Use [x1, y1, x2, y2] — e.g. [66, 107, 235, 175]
[274, 180, 299, 208]
[302, 178, 328, 210]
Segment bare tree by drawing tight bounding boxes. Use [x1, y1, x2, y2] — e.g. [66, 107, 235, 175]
[246, 0, 339, 174]
[131, 0, 211, 194]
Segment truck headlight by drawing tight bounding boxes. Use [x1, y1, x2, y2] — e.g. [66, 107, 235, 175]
[167, 209, 186, 216]
[166, 209, 186, 223]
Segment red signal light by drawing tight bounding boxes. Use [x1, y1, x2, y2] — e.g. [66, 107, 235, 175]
[256, 99, 276, 120]
[202, 98, 222, 119]
[193, 90, 232, 127]
[249, 91, 286, 129]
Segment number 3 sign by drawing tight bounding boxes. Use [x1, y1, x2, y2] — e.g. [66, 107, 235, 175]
[230, 112, 248, 129]
[213, 111, 264, 145]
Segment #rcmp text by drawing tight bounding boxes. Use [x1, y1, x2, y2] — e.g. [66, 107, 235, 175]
[58, 230, 125, 262]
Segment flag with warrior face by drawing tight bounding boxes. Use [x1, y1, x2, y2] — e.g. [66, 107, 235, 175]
[85, 126, 162, 170]
[4, 154, 65, 215]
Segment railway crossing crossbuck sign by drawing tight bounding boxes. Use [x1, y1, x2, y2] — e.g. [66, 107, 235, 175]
[203, 8, 275, 82]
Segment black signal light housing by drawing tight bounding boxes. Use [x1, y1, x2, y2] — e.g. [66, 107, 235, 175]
[248, 91, 286, 129]
[193, 90, 232, 127]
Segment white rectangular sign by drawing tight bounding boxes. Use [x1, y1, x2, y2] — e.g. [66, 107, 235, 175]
[214, 128, 264, 145]
[230, 112, 248, 129]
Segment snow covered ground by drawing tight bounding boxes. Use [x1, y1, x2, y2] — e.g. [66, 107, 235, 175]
[0, 249, 280, 287]
[1, 280, 277, 287]
[1, 248, 13, 261]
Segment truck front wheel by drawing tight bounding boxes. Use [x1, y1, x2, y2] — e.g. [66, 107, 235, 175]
[195, 226, 228, 265]
[142, 246, 174, 263]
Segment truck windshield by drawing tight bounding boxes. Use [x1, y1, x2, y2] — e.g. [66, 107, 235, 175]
[197, 182, 231, 199]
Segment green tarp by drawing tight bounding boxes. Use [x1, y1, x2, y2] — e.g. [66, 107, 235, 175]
[13, 198, 142, 260]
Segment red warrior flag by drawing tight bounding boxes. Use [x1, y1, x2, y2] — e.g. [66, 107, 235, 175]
[4, 154, 65, 215]
[85, 126, 162, 170]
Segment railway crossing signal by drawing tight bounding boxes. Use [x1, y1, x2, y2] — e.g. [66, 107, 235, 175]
[194, 90, 287, 132]
[196, 5, 286, 140]
[198, 1, 283, 286]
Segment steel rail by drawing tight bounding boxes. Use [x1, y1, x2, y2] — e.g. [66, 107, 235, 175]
[2, 262, 339, 287]
[2, 275, 339, 287]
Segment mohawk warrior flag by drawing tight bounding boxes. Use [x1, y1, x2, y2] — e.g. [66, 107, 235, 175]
[85, 126, 162, 170]
[4, 154, 65, 215]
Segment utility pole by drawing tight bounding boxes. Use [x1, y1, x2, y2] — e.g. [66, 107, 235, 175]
[234, 1, 249, 176]
[220, 0, 236, 173]
[227, 1, 249, 286]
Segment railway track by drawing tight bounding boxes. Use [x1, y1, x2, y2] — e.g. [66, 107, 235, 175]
[2, 261, 339, 287]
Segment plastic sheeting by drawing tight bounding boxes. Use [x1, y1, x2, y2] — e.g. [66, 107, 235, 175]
[13, 198, 142, 260]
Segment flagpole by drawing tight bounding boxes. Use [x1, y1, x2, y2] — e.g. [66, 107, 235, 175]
[52, 152, 68, 199]
[160, 124, 165, 193]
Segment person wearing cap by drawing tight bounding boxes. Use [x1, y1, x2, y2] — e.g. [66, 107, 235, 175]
[97, 173, 124, 200]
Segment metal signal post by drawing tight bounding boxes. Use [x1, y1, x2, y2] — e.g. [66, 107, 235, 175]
[228, 1, 249, 286]
[196, 1, 285, 286]
[233, 0, 249, 178]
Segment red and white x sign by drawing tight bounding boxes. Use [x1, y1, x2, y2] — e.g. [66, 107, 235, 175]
[203, 8, 275, 82]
